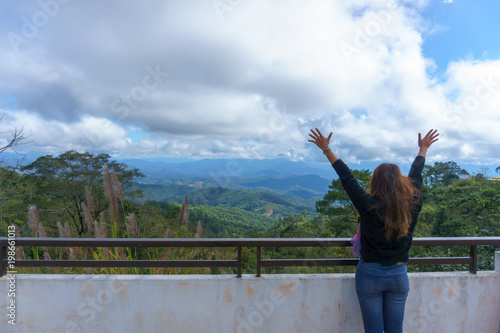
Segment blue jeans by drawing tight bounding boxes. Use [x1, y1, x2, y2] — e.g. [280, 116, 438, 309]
[355, 258, 410, 333]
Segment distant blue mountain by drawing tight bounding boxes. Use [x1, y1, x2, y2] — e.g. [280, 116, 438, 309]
[2, 151, 492, 178]
[121, 157, 335, 179]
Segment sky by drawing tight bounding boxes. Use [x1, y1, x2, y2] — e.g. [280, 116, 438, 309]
[0, 0, 499, 170]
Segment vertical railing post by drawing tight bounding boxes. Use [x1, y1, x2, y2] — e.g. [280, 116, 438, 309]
[469, 245, 478, 274]
[256, 247, 261, 277]
[0, 243, 7, 277]
[237, 247, 242, 278]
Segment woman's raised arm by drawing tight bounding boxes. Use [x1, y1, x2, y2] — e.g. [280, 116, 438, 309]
[417, 129, 439, 158]
[308, 128, 339, 164]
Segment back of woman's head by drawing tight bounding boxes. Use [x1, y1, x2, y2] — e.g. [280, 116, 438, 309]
[370, 163, 419, 240]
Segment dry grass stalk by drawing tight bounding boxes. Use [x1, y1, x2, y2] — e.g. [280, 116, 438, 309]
[57, 221, 65, 238]
[37, 220, 53, 267]
[126, 213, 139, 238]
[14, 228, 23, 259]
[28, 204, 39, 236]
[111, 169, 123, 200]
[44, 250, 53, 274]
[196, 221, 203, 238]
[160, 228, 172, 262]
[57, 221, 74, 259]
[117, 247, 126, 260]
[57, 221, 71, 238]
[69, 248, 76, 260]
[81, 202, 94, 237]
[64, 222, 72, 238]
[178, 195, 189, 228]
[94, 218, 106, 239]
[110, 196, 119, 225]
[159, 248, 171, 262]
[37, 221, 48, 238]
[95, 212, 110, 259]
[103, 165, 113, 201]
[43, 250, 52, 260]
[99, 212, 108, 237]
[85, 186, 95, 214]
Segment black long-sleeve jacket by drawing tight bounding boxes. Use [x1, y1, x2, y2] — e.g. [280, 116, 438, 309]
[332, 156, 425, 266]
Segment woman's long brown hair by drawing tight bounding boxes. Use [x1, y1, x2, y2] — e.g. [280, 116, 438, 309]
[369, 163, 420, 240]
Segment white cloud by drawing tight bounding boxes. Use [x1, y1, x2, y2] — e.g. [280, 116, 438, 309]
[0, 0, 498, 165]
[0, 111, 130, 154]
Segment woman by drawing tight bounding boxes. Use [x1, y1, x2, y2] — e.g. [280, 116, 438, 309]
[308, 128, 439, 333]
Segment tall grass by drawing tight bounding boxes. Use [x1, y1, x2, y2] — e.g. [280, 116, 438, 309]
[16, 165, 236, 275]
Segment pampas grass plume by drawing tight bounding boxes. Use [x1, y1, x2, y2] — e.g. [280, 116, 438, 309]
[178, 195, 189, 228]
[81, 202, 94, 236]
[28, 205, 39, 236]
[111, 169, 123, 200]
[196, 221, 203, 238]
[85, 186, 95, 214]
[126, 213, 139, 238]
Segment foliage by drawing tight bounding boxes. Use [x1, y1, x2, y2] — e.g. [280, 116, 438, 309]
[314, 169, 371, 238]
[138, 184, 318, 217]
[0, 154, 498, 275]
[423, 161, 469, 187]
[146, 201, 273, 237]
[0, 166, 34, 231]
[315, 169, 371, 218]
[20, 150, 144, 235]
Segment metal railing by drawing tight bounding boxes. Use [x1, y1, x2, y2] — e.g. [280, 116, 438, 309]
[1, 237, 499, 277]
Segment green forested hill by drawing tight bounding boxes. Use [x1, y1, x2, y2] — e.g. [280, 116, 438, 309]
[146, 201, 275, 237]
[136, 183, 196, 202]
[136, 183, 318, 217]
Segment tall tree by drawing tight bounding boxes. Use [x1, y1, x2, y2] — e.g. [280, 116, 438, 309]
[423, 161, 469, 186]
[22, 151, 144, 235]
[316, 169, 372, 218]
[0, 119, 29, 230]
[316, 169, 372, 237]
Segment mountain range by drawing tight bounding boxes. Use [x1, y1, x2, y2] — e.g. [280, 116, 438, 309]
[123, 157, 336, 199]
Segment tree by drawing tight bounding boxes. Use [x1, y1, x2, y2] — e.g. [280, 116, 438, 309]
[21, 150, 144, 235]
[431, 207, 468, 237]
[0, 165, 33, 232]
[316, 169, 372, 218]
[423, 161, 469, 187]
[316, 169, 372, 237]
[0, 119, 30, 230]
[0, 123, 27, 154]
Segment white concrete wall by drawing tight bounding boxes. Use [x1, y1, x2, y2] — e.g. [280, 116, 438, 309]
[1, 259, 499, 333]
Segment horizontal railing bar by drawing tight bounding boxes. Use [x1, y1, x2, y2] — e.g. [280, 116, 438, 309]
[0, 238, 352, 247]
[412, 237, 500, 246]
[12, 259, 238, 268]
[1, 237, 499, 247]
[260, 257, 472, 268]
[408, 257, 471, 265]
[261, 258, 359, 267]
